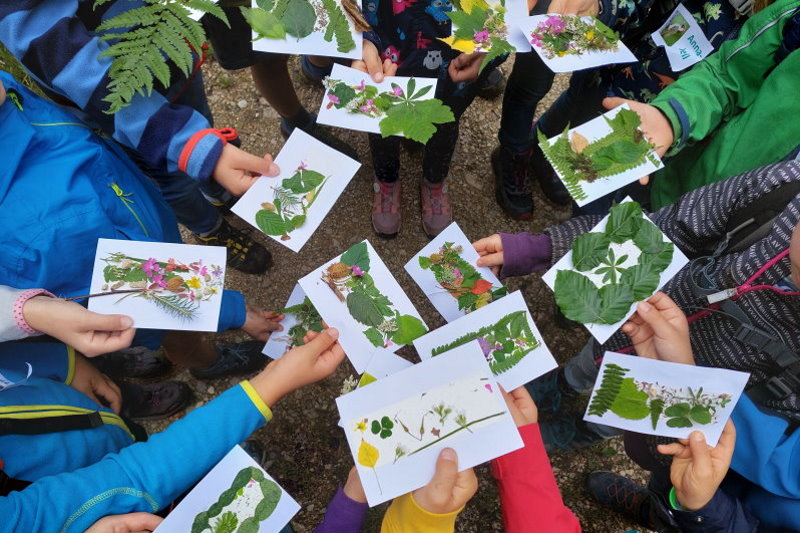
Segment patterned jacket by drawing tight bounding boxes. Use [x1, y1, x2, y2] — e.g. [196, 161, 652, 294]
[545, 161, 800, 421]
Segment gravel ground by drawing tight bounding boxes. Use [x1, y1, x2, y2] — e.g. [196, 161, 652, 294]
[142, 56, 655, 533]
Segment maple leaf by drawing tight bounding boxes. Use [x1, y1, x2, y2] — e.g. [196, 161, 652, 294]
[470, 279, 493, 295]
[379, 99, 455, 144]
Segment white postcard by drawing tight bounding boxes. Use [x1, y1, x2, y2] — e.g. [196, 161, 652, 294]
[651, 4, 714, 72]
[88, 239, 226, 332]
[154, 445, 300, 533]
[414, 290, 557, 391]
[542, 200, 689, 344]
[233, 129, 360, 253]
[337, 343, 523, 506]
[584, 352, 750, 446]
[298, 240, 428, 373]
[262, 284, 323, 359]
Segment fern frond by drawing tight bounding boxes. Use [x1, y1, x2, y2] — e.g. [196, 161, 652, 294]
[321, 0, 356, 52]
[145, 293, 199, 321]
[587, 363, 628, 416]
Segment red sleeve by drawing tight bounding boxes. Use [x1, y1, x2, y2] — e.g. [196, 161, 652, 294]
[491, 424, 581, 533]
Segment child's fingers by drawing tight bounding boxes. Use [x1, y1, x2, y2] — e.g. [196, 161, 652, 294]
[303, 328, 340, 356]
[657, 442, 685, 456]
[717, 420, 736, 455]
[602, 96, 627, 110]
[475, 253, 503, 268]
[687, 431, 712, 477]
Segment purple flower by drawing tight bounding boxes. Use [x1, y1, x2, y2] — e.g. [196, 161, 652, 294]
[326, 93, 341, 108]
[544, 15, 566, 34]
[151, 273, 167, 288]
[453, 268, 462, 279]
[357, 79, 367, 91]
[351, 265, 364, 277]
[212, 266, 223, 277]
[477, 337, 492, 356]
[530, 33, 542, 47]
[392, 85, 404, 97]
[141, 257, 159, 277]
[473, 29, 490, 44]
[297, 161, 309, 171]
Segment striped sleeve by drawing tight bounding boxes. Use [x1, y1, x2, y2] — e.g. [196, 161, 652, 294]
[0, 0, 222, 182]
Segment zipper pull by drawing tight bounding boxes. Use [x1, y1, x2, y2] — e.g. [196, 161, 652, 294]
[706, 287, 737, 304]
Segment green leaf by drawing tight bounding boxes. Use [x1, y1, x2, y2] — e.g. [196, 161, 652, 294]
[598, 283, 635, 324]
[665, 403, 691, 417]
[666, 416, 693, 428]
[593, 139, 645, 168]
[412, 85, 433, 99]
[241, 6, 286, 39]
[371, 420, 381, 434]
[446, 7, 487, 35]
[321, 0, 356, 52]
[479, 37, 514, 74]
[407, 77, 416, 98]
[341, 241, 370, 271]
[280, 0, 316, 37]
[554, 270, 603, 324]
[256, 0, 276, 10]
[605, 202, 644, 243]
[620, 264, 661, 301]
[390, 314, 428, 345]
[364, 326, 385, 347]
[379, 99, 455, 144]
[212, 511, 238, 533]
[640, 243, 674, 272]
[649, 398, 664, 430]
[290, 214, 307, 229]
[346, 291, 385, 327]
[609, 378, 650, 420]
[418, 256, 432, 269]
[607, 108, 641, 132]
[689, 405, 713, 425]
[457, 292, 478, 310]
[282, 169, 325, 194]
[256, 209, 289, 236]
[572, 233, 611, 271]
[632, 220, 668, 254]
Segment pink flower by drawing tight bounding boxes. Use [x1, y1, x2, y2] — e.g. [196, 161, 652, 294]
[199, 265, 208, 277]
[453, 268, 462, 278]
[297, 161, 308, 171]
[151, 273, 167, 288]
[357, 79, 367, 91]
[351, 265, 364, 277]
[392, 85, 404, 97]
[473, 29, 490, 44]
[530, 33, 542, 47]
[544, 15, 566, 33]
[141, 257, 159, 277]
[326, 93, 340, 108]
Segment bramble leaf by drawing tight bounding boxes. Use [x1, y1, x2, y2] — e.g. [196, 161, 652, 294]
[364, 327, 385, 347]
[609, 378, 650, 420]
[283, 169, 325, 194]
[341, 241, 370, 271]
[390, 314, 428, 344]
[347, 291, 385, 327]
[418, 256, 432, 269]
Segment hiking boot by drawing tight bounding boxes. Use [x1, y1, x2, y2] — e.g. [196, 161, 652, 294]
[92, 346, 172, 380]
[523, 367, 577, 414]
[190, 341, 268, 380]
[372, 177, 402, 237]
[280, 115, 359, 162]
[587, 472, 680, 533]
[420, 179, 452, 238]
[492, 146, 533, 220]
[540, 414, 619, 453]
[123, 381, 193, 421]
[195, 219, 272, 275]
[530, 141, 572, 206]
[477, 67, 506, 100]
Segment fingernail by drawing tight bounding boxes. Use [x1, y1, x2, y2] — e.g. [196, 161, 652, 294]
[638, 301, 651, 312]
[440, 448, 456, 461]
[327, 327, 339, 340]
[269, 163, 280, 174]
[121, 316, 133, 328]
[691, 431, 704, 442]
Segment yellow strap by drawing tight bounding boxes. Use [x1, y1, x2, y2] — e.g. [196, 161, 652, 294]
[240, 381, 273, 422]
[65, 346, 76, 385]
[0, 405, 134, 440]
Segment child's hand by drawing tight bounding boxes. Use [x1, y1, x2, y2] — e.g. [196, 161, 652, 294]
[602, 97, 674, 185]
[71, 354, 123, 413]
[413, 448, 478, 514]
[23, 296, 136, 357]
[0, 80, 5, 106]
[448, 52, 486, 83]
[547, 0, 599, 15]
[658, 421, 735, 511]
[250, 328, 346, 406]
[352, 40, 398, 83]
[85, 512, 162, 533]
[473, 234, 504, 275]
[242, 305, 285, 342]
[622, 292, 693, 365]
[790, 221, 800, 288]
[344, 467, 368, 503]
[213, 144, 280, 196]
[500, 386, 539, 426]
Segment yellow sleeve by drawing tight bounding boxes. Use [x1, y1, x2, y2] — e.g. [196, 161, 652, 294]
[380, 493, 461, 533]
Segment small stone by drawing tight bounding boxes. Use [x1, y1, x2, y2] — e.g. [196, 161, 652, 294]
[258, 97, 268, 105]
[207, 386, 215, 395]
[237, 99, 248, 109]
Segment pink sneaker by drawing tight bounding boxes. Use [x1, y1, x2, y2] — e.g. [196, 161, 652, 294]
[372, 177, 401, 237]
[420, 179, 452, 238]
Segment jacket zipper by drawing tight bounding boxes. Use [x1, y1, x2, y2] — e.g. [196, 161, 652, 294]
[110, 183, 150, 237]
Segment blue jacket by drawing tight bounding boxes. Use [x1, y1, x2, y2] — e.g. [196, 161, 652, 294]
[0, 72, 246, 340]
[0, 380, 272, 532]
[0, 0, 223, 182]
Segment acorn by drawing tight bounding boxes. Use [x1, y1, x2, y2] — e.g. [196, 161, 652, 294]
[261, 202, 276, 211]
[326, 262, 351, 280]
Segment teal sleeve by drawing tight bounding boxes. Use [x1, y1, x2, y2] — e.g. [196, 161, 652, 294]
[730, 394, 800, 498]
[0, 383, 269, 533]
[0, 342, 71, 383]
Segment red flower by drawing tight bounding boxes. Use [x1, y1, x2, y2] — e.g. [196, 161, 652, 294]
[470, 279, 493, 295]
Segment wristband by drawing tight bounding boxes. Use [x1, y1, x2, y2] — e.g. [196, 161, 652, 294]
[13, 288, 55, 336]
[669, 486, 686, 511]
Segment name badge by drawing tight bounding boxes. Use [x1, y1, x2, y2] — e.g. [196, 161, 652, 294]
[651, 4, 714, 71]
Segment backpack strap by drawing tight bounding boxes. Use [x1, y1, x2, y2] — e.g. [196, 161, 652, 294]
[0, 411, 104, 436]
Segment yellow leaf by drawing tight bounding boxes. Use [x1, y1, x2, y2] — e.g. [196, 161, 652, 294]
[570, 131, 590, 154]
[358, 372, 378, 387]
[460, 0, 489, 12]
[439, 36, 477, 54]
[357, 439, 380, 468]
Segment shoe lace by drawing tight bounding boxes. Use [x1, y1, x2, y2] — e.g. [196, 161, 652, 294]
[605, 478, 646, 514]
[377, 181, 397, 212]
[425, 183, 446, 214]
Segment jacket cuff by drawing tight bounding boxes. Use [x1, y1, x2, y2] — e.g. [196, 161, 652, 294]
[218, 289, 247, 332]
[315, 486, 369, 532]
[12, 289, 55, 336]
[240, 381, 273, 423]
[498, 233, 552, 279]
[384, 493, 461, 530]
[178, 128, 238, 182]
[651, 98, 687, 155]
[671, 488, 734, 531]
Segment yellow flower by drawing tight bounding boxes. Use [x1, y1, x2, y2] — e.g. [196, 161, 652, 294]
[557, 51, 567, 57]
[354, 419, 368, 432]
[187, 276, 202, 289]
[586, 30, 595, 40]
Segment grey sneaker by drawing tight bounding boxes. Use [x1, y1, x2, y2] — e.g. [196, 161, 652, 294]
[372, 177, 401, 237]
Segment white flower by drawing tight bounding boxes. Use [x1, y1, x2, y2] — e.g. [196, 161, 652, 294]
[377, 319, 399, 333]
[340, 375, 358, 395]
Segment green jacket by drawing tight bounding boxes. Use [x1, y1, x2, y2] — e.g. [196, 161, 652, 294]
[650, 0, 800, 209]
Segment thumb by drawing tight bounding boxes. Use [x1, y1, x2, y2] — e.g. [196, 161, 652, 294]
[125, 513, 164, 531]
[430, 447, 459, 492]
[688, 431, 712, 477]
[635, 301, 671, 339]
[302, 327, 340, 356]
[82, 312, 134, 332]
[603, 97, 627, 110]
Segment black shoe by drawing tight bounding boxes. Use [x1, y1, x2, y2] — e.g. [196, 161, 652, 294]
[477, 68, 506, 100]
[280, 115, 360, 162]
[540, 414, 619, 453]
[587, 472, 679, 533]
[530, 141, 572, 206]
[523, 367, 577, 414]
[92, 346, 172, 380]
[492, 146, 534, 220]
[123, 381, 193, 421]
[190, 341, 268, 380]
[240, 438, 267, 466]
[196, 219, 272, 275]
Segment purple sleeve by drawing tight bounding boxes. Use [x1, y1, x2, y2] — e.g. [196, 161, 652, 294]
[314, 487, 369, 533]
[498, 233, 553, 279]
